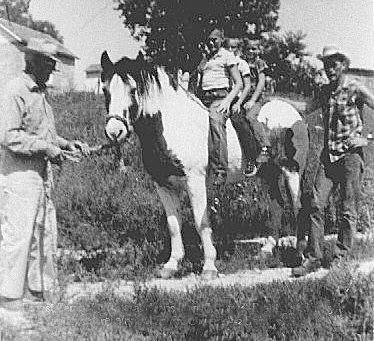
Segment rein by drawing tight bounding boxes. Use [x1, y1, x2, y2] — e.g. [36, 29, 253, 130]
[177, 84, 209, 112]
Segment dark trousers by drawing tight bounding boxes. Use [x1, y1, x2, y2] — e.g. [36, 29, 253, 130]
[230, 102, 271, 163]
[231, 109, 258, 161]
[244, 101, 271, 149]
[306, 152, 363, 260]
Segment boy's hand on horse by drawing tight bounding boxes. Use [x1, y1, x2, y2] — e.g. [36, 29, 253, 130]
[243, 99, 256, 111]
[217, 99, 232, 114]
[231, 101, 242, 115]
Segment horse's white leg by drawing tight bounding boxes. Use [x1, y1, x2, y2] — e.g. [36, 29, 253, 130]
[281, 167, 301, 213]
[155, 183, 184, 277]
[186, 174, 217, 279]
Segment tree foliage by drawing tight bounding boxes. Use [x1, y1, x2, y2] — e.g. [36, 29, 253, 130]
[0, 0, 63, 43]
[114, 0, 323, 96]
[115, 0, 280, 70]
[261, 31, 324, 95]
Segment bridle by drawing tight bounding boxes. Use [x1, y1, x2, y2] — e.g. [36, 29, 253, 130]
[105, 113, 133, 136]
[104, 72, 139, 138]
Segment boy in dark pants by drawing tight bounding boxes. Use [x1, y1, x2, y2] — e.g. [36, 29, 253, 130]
[196, 28, 242, 184]
[225, 37, 271, 176]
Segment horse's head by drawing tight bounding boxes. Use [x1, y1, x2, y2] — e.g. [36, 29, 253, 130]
[100, 51, 146, 143]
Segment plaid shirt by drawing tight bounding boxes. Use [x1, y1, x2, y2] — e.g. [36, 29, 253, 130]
[322, 78, 364, 162]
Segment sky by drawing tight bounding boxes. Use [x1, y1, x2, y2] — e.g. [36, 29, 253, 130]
[278, 0, 374, 70]
[29, 0, 374, 89]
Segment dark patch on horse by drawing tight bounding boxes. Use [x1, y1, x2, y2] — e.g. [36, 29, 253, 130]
[134, 111, 186, 186]
[108, 57, 179, 97]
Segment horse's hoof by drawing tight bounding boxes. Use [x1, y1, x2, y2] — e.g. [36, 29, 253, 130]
[157, 267, 177, 279]
[200, 269, 218, 281]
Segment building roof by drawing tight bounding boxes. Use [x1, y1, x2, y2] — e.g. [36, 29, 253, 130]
[0, 18, 78, 59]
[348, 68, 374, 77]
[85, 64, 102, 74]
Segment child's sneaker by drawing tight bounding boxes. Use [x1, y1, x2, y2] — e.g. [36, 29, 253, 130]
[244, 160, 258, 177]
[256, 147, 271, 164]
[291, 257, 322, 278]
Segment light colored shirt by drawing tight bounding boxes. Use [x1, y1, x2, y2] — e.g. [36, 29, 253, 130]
[237, 57, 250, 78]
[0, 73, 67, 176]
[200, 48, 237, 90]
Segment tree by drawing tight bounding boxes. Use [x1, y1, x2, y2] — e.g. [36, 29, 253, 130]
[115, 0, 280, 70]
[114, 0, 323, 96]
[261, 30, 323, 95]
[0, 0, 63, 43]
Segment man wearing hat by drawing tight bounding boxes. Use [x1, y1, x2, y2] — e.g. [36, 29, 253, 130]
[292, 46, 374, 277]
[195, 28, 243, 184]
[0, 38, 89, 328]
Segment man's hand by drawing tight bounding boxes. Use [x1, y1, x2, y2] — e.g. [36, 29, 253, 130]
[243, 99, 256, 111]
[346, 136, 368, 149]
[46, 145, 64, 165]
[66, 140, 90, 156]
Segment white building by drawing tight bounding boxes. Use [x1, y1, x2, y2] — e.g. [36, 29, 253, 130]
[0, 18, 78, 91]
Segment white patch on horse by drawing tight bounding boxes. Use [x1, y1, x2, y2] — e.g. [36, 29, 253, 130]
[226, 119, 244, 182]
[146, 69, 210, 176]
[258, 99, 302, 129]
[108, 74, 132, 117]
[281, 167, 301, 209]
[139, 73, 163, 117]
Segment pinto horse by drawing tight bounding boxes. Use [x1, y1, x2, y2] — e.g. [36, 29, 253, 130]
[100, 51, 308, 280]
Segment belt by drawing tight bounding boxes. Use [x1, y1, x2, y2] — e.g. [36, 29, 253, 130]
[201, 88, 229, 98]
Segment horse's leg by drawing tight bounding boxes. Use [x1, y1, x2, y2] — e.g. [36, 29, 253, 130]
[155, 183, 184, 279]
[285, 120, 309, 257]
[281, 167, 305, 262]
[281, 167, 301, 216]
[260, 166, 284, 255]
[186, 174, 217, 280]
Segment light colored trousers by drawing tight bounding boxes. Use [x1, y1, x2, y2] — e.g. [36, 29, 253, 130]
[0, 170, 57, 299]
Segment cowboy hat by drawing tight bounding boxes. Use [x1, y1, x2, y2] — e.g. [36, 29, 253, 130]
[317, 45, 351, 64]
[24, 38, 61, 63]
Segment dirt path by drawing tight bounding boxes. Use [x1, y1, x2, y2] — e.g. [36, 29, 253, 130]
[64, 259, 374, 303]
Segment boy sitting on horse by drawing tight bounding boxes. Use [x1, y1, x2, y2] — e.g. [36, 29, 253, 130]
[194, 28, 243, 184]
[193, 28, 273, 183]
[224, 37, 272, 176]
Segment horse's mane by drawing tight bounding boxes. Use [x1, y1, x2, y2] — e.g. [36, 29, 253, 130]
[109, 57, 187, 118]
[113, 57, 178, 97]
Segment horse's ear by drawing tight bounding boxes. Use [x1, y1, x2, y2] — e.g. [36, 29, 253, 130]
[101, 51, 113, 71]
[136, 51, 145, 62]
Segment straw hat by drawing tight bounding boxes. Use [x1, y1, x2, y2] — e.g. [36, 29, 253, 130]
[24, 38, 61, 63]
